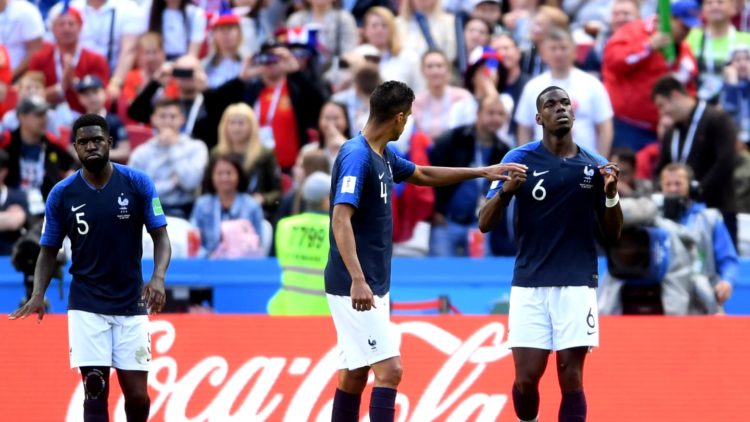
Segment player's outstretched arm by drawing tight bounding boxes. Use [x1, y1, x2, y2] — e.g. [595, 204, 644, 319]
[407, 163, 527, 187]
[331, 204, 375, 312]
[478, 170, 527, 233]
[599, 163, 624, 244]
[143, 226, 171, 314]
[8, 246, 59, 322]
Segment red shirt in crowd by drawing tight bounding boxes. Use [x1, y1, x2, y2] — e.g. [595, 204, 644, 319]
[28, 42, 109, 113]
[0, 46, 13, 117]
[257, 80, 300, 170]
[603, 18, 698, 131]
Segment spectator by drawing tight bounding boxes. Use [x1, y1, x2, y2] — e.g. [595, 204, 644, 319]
[190, 154, 264, 258]
[268, 171, 330, 315]
[121, 32, 167, 117]
[204, 41, 326, 170]
[0, 45, 10, 112]
[720, 44, 750, 144]
[128, 54, 212, 146]
[204, 9, 243, 89]
[233, 0, 273, 57]
[519, 5, 569, 78]
[734, 137, 750, 214]
[332, 62, 381, 137]
[413, 49, 472, 139]
[1, 72, 71, 135]
[275, 146, 329, 223]
[286, 0, 358, 67]
[0, 149, 27, 254]
[338, 0, 394, 26]
[561, 0, 612, 33]
[687, 0, 750, 102]
[653, 76, 738, 244]
[602, 0, 700, 152]
[214, 103, 281, 217]
[315, 100, 349, 164]
[660, 163, 738, 312]
[361, 6, 424, 92]
[147, 0, 207, 60]
[491, 32, 530, 143]
[428, 94, 510, 256]
[0, 0, 45, 81]
[579, 0, 640, 78]
[516, 27, 614, 156]
[610, 147, 653, 197]
[30, 4, 109, 114]
[470, 0, 503, 34]
[396, 0, 457, 63]
[457, 17, 493, 77]
[74, 75, 129, 162]
[128, 97, 208, 218]
[501, 0, 536, 44]
[1, 96, 73, 201]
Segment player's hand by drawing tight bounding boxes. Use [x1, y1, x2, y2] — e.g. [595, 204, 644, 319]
[143, 277, 166, 314]
[599, 163, 620, 198]
[8, 294, 46, 322]
[501, 169, 527, 193]
[483, 163, 527, 181]
[715, 280, 733, 304]
[350, 277, 375, 312]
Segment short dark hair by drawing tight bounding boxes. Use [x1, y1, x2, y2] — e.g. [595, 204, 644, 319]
[72, 113, 109, 140]
[536, 85, 567, 111]
[153, 97, 183, 114]
[368, 81, 415, 123]
[203, 154, 249, 194]
[0, 149, 9, 170]
[610, 147, 636, 168]
[651, 76, 687, 100]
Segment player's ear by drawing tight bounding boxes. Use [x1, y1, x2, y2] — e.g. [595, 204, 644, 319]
[107, 136, 114, 147]
[535, 113, 542, 125]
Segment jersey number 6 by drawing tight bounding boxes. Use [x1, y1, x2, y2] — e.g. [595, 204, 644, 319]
[532, 179, 547, 201]
[75, 212, 89, 235]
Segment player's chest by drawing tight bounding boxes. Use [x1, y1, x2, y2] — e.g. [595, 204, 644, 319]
[64, 190, 140, 236]
[364, 154, 395, 208]
[519, 158, 599, 203]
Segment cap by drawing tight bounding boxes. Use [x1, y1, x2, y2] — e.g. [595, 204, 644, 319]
[302, 171, 331, 203]
[75, 75, 104, 93]
[17, 96, 50, 115]
[351, 44, 381, 59]
[468, 46, 503, 67]
[47, 0, 83, 26]
[671, 0, 701, 28]
[209, 11, 240, 29]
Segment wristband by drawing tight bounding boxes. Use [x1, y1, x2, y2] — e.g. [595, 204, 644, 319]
[605, 193, 620, 208]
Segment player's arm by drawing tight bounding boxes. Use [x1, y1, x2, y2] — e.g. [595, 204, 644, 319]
[598, 163, 624, 244]
[479, 171, 526, 233]
[407, 163, 526, 187]
[144, 226, 171, 314]
[8, 246, 58, 321]
[332, 204, 374, 311]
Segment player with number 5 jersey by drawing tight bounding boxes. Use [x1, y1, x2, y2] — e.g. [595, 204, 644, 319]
[479, 86, 623, 422]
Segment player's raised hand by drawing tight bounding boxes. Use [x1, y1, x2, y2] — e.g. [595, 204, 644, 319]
[599, 163, 620, 197]
[501, 169, 528, 193]
[143, 277, 166, 314]
[483, 163, 528, 181]
[8, 295, 46, 322]
[351, 276, 376, 312]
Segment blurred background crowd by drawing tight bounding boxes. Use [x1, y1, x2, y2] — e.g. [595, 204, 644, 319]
[0, 0, 749, 314]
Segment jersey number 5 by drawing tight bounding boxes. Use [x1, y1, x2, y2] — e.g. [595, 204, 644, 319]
[75, 212, 89, 235]
[532, 179, 547, 201]
[380, 182, 387, 204]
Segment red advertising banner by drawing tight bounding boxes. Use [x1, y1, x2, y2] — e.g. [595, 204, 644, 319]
[1, 316, 748, 421]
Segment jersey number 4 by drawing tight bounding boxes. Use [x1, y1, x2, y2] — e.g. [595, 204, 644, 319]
[380, 182, 387, 204]
[75, 212, 89, 235]
[532, 179, 547, 201]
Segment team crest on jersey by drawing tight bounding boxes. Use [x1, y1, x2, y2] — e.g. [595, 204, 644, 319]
[117, 194, 131, 220]
[580, 166, 594, 189]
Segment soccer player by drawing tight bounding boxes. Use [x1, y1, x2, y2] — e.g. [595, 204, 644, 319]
[325, 82, 526, 422]
[9, 114, 172, 422]
[479, 86, 623, 422]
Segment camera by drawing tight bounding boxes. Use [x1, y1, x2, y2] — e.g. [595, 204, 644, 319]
[252, 53, 280, 66]
[172, 67, 195, 79]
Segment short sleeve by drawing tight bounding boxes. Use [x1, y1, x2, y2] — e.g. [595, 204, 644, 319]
[333, 146, 370, 208]
[40, 184, 66, 248]
[514, 81, 538, 127]
[132, 169, 168, 231]
[189, 6, 207, 43]
[486, 147, 528, 199]
[390, 152, 416, 183]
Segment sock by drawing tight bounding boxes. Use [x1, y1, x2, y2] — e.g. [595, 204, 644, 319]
[83, 399, 109, 422]
[512, 383, 540, 422]
[332, 388, 361, 422]
[124, 398, 150, 422]
[369, 387, 397, 422]
[559, 390, 587, 422]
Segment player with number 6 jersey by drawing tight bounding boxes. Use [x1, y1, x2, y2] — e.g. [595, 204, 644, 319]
[479, 86, 623, 422]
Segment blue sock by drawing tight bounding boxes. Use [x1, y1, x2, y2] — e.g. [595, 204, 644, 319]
[332, 388, 361, 422]
[369, 387, 397, 422]
[559, 390, 587, 422]
[513, 383, 539, 421]
[83, 399, 109, 422]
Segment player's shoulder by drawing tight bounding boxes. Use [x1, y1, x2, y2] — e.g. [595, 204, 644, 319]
[113, 163, 151, 185]
[335, 135, 371, 163]
[48, 170, 81, 201]
[577, 145, 608, 166]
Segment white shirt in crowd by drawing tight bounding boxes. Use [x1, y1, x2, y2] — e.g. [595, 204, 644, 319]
[515, 67, 613, 152]
[379, 50, 425, 94]
[0, 0, 45, 70]
[412, 85, 472, 139]
[448, 93, 516, 147]
[161, 5, 206, 58]
[204, 56, 242, 89]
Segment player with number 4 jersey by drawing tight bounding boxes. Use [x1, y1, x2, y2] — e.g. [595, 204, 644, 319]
[479, 86, 623, 422]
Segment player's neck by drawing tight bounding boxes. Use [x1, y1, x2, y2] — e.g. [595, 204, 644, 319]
[82, 162, 113, 189]
[361, 124, 389, 155]
[542, 134, 576, 158]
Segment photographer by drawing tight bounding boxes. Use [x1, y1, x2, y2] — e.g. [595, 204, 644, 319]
[0, 149, 28, 255]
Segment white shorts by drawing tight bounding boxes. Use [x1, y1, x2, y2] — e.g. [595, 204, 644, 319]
[68, 310, 151, 371]
[508, 286, 599, 351]
[327, 293, 400, 370]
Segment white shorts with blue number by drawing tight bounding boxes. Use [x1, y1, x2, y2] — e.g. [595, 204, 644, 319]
[68, 310, 151, 371]
[508, 286, 599, 351]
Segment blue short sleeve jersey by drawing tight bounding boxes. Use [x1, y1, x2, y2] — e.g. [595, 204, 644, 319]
[486, 141, 608, 288]
[325, 135, 416, 296]
[41, 163, 168, 315]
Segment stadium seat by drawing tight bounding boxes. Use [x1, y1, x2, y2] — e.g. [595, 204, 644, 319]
[126, 125, 153, 152]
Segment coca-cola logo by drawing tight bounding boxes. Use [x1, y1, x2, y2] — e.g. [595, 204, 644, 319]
[65, 320, 512, 421]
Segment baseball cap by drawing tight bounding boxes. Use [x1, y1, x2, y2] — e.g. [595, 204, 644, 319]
[302, 171, 331, 203]
[17, 96, 50, 115]
[671, 0, 701, 28]
[75, 75, 104, 93]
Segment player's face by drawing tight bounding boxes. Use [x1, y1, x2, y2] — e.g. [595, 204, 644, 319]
[74, 125, 112, 173]
[536, 89, 574, 133]
[660, 169, 690, 197]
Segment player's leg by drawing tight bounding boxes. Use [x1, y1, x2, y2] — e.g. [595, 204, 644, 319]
[69, 311, 115, 422]
[369, 356, 403, 422]
[80, 366, 112, 422]
[334, 366, 370, 422]
[555, 347, 589, 422]
[512, 348, 549, 422]
[116, 370, 150, 422]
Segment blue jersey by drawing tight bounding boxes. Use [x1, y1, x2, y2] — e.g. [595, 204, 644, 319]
[40, 164, 168, 315]
[486, 141, 608, 288]
[325, 135, 416, 296]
